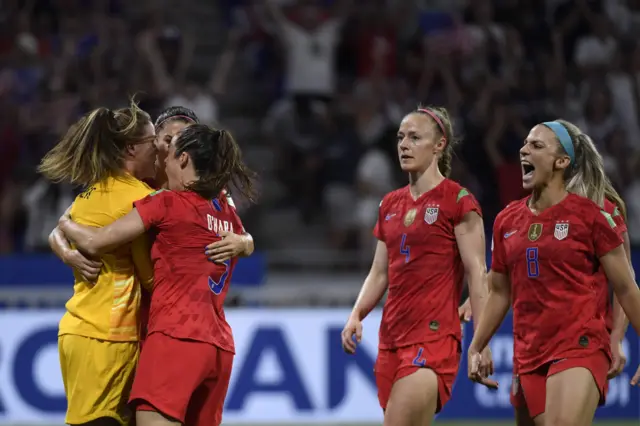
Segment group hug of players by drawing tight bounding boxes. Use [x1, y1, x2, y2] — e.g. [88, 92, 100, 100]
[38, 100, 640, 426]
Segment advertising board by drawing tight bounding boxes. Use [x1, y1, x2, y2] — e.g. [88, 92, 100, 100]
[0, 310, 637, 424]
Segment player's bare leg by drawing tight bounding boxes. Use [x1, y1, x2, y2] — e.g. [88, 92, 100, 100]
[383, 369, 439, 426]
[136, 410, 181, 426]
[544, 367, 600, 426]
[514, 405, 544, 426]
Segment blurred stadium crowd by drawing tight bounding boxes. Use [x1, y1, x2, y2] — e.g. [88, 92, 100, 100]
[2, 0, 640, 267]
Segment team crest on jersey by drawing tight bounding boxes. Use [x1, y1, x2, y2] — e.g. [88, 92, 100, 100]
[528, 223, 543, 241]
[554, 221, 569, 240]
[424, 204, 439, 224]
[404, 208, 417, 227]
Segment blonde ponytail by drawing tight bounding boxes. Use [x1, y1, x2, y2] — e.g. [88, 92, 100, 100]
[554, 120, 607, 207]
[604, 179, 627, 220]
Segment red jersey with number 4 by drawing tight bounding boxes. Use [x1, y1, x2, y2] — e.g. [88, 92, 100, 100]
[374, 179, 481, 349]
[601, 199, 628, 333]
[134, 189, 243, 353]
[491, 194, 622, 373]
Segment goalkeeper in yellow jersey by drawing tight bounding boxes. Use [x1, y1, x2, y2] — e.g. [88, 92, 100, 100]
[39, 100, 157, 426]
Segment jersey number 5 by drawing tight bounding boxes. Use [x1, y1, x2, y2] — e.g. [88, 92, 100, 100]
[208, 259, 231, 295]
[526, 247, 539, 278]
[400, 233, 410, 263]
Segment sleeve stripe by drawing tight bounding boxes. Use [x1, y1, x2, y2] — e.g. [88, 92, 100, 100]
[150, 189, 168, 196]
[600, 210, 617, 228]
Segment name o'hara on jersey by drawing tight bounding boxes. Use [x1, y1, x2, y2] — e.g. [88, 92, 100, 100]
[207, 214, 234, 234]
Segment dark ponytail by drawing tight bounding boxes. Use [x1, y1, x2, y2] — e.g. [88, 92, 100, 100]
[174, 125, 257, 202]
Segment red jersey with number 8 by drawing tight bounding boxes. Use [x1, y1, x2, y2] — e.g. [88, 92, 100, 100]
[491, 194, 623, 373]
[134, 189, 243, 353]
[373, 179, 481, 349]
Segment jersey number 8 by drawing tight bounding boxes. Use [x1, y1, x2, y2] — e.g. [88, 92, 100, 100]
[526, 247, 539, 278]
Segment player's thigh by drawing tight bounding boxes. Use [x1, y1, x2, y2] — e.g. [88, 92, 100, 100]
[513, 402, 545, 426]
[59, 335, 138, 426]
[384, 368, 439, 426]
[514, 372, 546, 425]
[136, 410, 181, 426]
[130, 333, 212, 423]
[545, 354, 608, 426]
[384, 339, 459, 426]
[185, 347, 235, 426]
[511, 366, 548, 426]
[374, 348, 399, 411]
[405, 338, 460, 412]
[511, 374, 536, 426]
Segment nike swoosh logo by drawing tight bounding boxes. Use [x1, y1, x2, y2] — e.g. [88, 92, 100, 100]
[385, 214, 396, 221]
[504, 230, 517, 239]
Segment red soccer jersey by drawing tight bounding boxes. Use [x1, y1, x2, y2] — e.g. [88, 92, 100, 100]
[373, 179, 481, 349]
[601, 198, 628, 333]
[491, 193, 623, 373]
[134, 189, 244, 353]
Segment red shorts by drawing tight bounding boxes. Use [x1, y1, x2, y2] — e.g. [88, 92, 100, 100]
[374, 336, 460, 413]
[510, 351, 609, 418]
[129, 332, 234, 426]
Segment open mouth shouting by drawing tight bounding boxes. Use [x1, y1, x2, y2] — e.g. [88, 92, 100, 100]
[521, 160, 535, 184]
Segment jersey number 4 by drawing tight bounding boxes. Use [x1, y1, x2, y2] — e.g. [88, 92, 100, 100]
[208, 259, 231, 295]
[400, 233, 410, 263]
[526, 247, 539, 278]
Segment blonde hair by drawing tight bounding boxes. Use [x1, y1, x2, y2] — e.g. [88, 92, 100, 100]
[39, 99, 151, 187]
[552, 119, 607, 207]
[413, 105, 460, 177]
[604, 180, 627, 220]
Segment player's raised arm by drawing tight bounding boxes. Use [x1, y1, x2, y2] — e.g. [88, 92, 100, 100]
[341, 240, 388, 354]
[59, 208, 147, 257]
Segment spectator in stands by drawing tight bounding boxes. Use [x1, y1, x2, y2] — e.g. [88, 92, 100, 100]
[164, 76, 219, 126]
[2, 0, 640, 266]
[264, 0, 349, 117]
[607, 42, 640, 149]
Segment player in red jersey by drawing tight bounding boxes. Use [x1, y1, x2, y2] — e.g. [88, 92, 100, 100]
[459, 186, 634, 375]
[49, 106, 255, 339]
[468, 119, 640, 426]
[341, 106, 494, 426]
[58, 124, 257, 426]
[46, 106, 200, 279]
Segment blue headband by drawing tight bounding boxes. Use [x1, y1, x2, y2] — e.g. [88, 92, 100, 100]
[543, 121, 575, 165]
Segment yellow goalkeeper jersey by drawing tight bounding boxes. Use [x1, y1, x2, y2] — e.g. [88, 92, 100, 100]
[59, 174, 154, 342]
